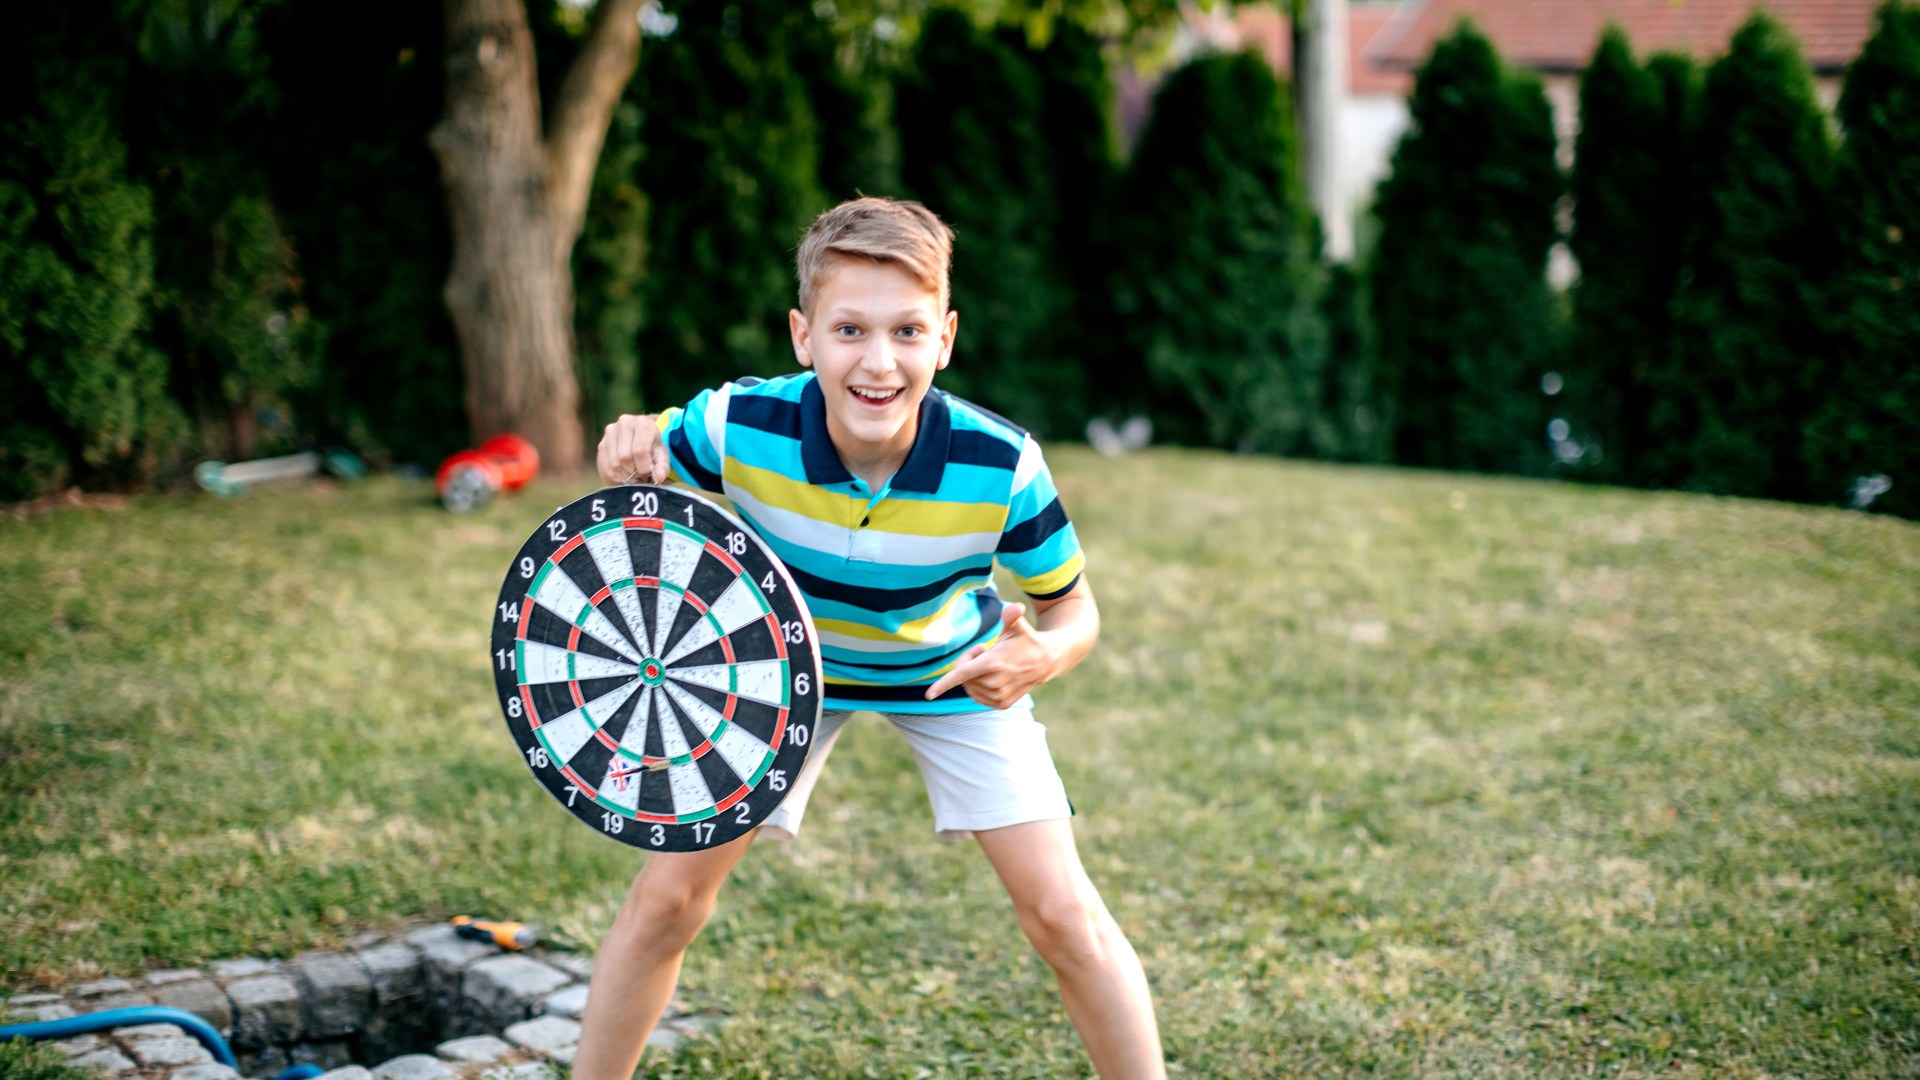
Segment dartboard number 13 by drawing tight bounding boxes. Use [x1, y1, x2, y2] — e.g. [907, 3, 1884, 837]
[490, 485, 821, 851]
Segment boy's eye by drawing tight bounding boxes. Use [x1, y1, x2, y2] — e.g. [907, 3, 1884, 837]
[897, 326, 922, 339]
[835, 325, 860, 337]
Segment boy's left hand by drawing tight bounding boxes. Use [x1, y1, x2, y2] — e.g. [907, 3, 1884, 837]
[923, 604, 1059, 709]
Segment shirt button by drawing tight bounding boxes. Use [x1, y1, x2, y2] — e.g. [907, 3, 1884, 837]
[860, 516, 870, 527]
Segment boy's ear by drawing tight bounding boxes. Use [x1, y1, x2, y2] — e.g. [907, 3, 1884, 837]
[938, 308, 957, 370]
[789, 308, 813, 368]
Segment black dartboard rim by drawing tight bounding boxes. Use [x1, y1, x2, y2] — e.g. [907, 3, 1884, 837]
[489, 485, 822, 851]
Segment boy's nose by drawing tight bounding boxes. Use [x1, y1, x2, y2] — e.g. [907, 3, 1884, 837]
[861, 340, 897, 373]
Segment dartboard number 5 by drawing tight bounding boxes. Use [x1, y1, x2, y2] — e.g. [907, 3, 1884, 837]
[490, 484, 821, 852]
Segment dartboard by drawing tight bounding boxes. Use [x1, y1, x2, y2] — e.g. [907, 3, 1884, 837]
[489, 485, 821, 851]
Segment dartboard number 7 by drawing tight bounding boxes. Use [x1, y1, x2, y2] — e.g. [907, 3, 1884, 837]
[490, 485, 822, 851]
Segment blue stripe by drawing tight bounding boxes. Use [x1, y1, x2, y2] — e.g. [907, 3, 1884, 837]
[668, 424, 724, 493]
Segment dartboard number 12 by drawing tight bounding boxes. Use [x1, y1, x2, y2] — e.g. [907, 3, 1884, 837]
[490, 485, 821, 851]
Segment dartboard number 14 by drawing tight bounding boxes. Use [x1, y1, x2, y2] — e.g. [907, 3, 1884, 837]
[490, 485, 822, 851]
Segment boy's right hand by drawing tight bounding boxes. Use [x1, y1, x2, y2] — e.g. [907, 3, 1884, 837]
[597, 414, 672, 486]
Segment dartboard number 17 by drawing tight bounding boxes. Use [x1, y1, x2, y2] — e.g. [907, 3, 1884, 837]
[490, 485, 822, 851]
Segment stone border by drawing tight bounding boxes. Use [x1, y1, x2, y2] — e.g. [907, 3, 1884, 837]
[3, 926, 721, 1080]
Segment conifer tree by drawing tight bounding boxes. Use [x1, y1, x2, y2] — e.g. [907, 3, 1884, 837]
[0, 5, 181, 498]
[1661, 12, 1835, 499]
[1568, 30, 1696, 486]
[1369, 21, 1560, 473]
[1806, 0, 1920, 517]
[635, 0, 830, 410]
[896, 9, 1065, 433]
[1110, 50, 1325, 453]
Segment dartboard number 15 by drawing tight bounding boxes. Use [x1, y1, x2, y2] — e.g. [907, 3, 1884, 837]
[489, 485, 822, 851]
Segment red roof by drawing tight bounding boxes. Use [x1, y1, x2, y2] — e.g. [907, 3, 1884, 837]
[1366, 0, 1876, 75]
[1233, 2, 1415, 96]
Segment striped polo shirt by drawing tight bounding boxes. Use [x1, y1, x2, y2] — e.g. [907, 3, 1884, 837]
[655, 372, 1084, 714]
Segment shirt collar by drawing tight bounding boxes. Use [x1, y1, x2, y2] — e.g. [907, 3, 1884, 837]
[798, 374, 950, 493]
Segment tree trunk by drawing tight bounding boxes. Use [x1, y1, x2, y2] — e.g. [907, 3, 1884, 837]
[431, 0, 642, 477]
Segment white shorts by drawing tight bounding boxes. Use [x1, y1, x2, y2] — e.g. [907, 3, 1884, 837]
[758, 704, 1073, 842]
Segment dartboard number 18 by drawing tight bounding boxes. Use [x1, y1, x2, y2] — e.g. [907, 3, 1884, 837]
[490, 485, 821, 851]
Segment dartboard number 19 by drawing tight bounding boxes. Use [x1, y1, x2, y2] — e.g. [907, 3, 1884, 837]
[490, 485, 821, 851]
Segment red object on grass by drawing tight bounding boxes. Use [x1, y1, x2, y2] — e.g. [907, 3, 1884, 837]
[436, 434, 540, 511]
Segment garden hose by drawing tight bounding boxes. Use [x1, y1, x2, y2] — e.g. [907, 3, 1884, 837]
[0, 1005, 324, 1080]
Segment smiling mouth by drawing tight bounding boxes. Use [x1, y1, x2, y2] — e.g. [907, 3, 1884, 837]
[851, 387, 902, 406]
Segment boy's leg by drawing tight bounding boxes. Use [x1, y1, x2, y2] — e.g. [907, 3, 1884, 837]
[975, 818, 1166, 1080]
[570, 840, 756, 1080]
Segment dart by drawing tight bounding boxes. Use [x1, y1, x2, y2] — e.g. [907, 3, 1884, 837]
[451, 915, 538, 950]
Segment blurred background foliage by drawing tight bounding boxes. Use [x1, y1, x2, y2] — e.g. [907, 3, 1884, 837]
[0, 0, 1916, 518]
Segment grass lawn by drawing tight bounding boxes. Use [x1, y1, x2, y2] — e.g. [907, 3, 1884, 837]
[2, 448, 1916, 1077]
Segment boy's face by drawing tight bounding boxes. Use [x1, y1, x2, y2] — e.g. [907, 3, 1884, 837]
[790, 258, 957, 469]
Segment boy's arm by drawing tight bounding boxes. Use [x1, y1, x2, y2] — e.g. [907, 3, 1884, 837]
[923, 577, 1100, 710]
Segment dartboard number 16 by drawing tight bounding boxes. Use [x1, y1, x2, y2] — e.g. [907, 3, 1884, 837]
[489, 485, 822, 851]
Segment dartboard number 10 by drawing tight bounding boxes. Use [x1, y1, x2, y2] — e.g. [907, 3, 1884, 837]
[489, 485, 822, 851]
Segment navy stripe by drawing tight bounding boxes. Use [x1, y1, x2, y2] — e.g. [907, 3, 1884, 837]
[1025, 571, 1082, 602]
[998, 497, 1069, 555]
[669, 425, 723, 492]
[828, 681, 973, 703]
[949, 429, 1020, 471]
[787, 562, 994, 613]
[730, 393, 802, 439]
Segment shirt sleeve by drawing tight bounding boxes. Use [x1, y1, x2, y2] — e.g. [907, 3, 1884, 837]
[996, 435, 1085, 601]
[655, 383, 736, 493]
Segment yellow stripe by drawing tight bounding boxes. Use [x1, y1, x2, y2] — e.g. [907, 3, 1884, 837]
[726, 459, 1006, 537]
[1017, 551, 1085, 598]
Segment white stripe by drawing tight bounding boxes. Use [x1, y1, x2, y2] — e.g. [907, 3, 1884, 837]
[667, 761, 713, 814]
[704, 382, 734, 469]
[1012, 435, 1045, 494]
[662, 616, 718, 665]
[820, 625, 957, 653]
[617, 686, 656, 758]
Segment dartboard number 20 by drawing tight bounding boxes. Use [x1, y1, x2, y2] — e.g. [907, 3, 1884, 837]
[490, 485, 821, 851]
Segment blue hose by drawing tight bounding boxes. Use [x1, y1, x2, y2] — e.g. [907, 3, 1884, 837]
[0, 1005, 324, 1080]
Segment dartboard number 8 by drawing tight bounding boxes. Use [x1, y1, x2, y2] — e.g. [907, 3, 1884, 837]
[490, 485, 821, 851]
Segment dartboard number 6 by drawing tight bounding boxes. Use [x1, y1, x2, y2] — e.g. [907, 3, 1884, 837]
[491, 484, 821, 852]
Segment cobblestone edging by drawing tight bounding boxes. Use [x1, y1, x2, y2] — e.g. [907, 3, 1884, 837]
[3, 926, 724, 1080]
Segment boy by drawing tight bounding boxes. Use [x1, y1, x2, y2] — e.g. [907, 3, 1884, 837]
[575, 198, 1165, 1079]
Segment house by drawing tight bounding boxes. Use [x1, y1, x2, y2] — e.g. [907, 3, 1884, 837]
[1181, 0, 1880, 262]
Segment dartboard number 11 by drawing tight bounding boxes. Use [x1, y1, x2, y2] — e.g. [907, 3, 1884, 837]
[490, 485, 822, 851]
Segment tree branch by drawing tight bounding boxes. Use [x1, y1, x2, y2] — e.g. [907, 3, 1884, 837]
[545, 0, 644, 260]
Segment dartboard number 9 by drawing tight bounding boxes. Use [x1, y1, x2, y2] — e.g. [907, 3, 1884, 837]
[490, 485, 821, 851]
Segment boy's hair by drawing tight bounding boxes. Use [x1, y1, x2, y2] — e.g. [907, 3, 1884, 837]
[796, 198, 955, 315]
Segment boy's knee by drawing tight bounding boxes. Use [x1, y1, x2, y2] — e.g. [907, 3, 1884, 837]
[1017, 889, 1110, 970]
[617, 878, 716, 947]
